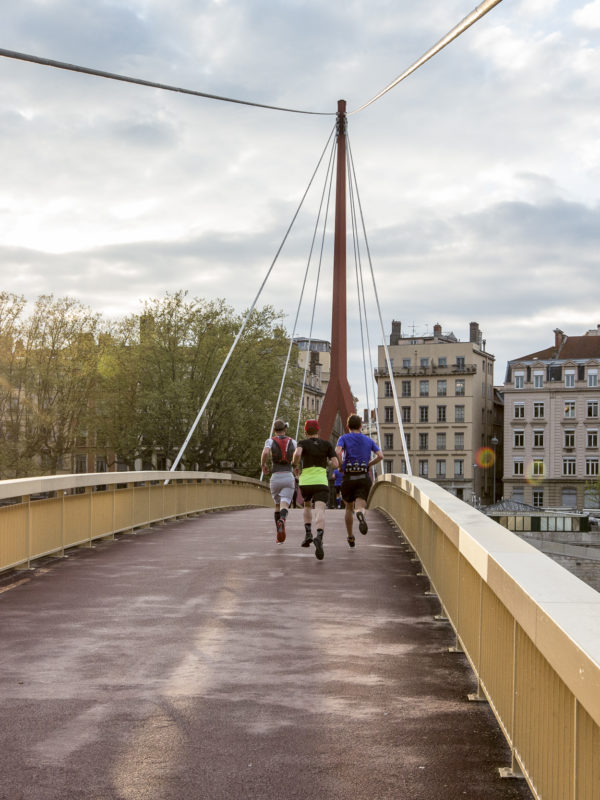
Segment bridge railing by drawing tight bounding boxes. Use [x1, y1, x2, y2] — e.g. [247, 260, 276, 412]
[370, 473, 600, 800]
[0, 470, 271, 574]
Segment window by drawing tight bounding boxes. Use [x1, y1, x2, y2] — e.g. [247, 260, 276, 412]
[384, 459, 394, 473]
[419, 406, 429, 423]
[532, 459, 544, 477]
[402, 358, 411, 368]
[436, 433, 446, 450]
[514, 402, 524, 418]
[96, 457, 107, 473]
[586, 458, 599, 476]
[401, 380, 411, 397]
[420, 358, 429, 367]
[455, 405, 465, 423]
[563, 458, 576, 476]
[564, 429, 575, 448]
[384, 381, 393, 398]
[588, 369, 598, 388]
[438, 357, 447, 367]
[437, 405, 446, 423]
[384, 407, 394, 423]
[514, 371, 524, 389]
[514, 430, 524, 448]
[564, 401, 576, 418]
[436, 460, 446, 478]
[455, 379, 465, 396]
[402, 406, 411, 423]
[532, 490, 544, 508]
[565, 370, 575, 388]
[514, 459, 524, 475]
[587, 401, 599, 418]
[419, 460, 429, 477]
[419, 380, 429, 396]
[419, 433, 428, 450]
[533, 402, 545, 419]
[437, 380, 447, 396]
[454, 432, 464, 450]
[384, 433, 394, 450]
[533, 429, 544, 448]
[76, 454, 87, 473]
[513, 487, 524, 503]
[588, 430, 598, 448]
[456, 357, 465, 369]
[405, 433, 411, 450]
[533, 371, 544, 388]
[454, 459, 464, 477]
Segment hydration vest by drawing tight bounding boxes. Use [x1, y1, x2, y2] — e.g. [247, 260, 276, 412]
[271, 436, 293, 465]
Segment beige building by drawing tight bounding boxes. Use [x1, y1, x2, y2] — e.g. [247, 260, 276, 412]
[503, 326, 600, 510]
[375, 321, 496, 503]
[294, 337, 330, 417]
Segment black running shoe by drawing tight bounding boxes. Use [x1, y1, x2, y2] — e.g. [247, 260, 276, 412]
[313, 532, 324, 560]
[301, 532, 313, 547]
[357, 511, 368, 535]
[347, 534, 355, 548]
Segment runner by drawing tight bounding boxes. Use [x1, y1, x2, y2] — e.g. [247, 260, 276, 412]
[335, 414, 383, 547]
[292, 419, 339, 560]
[333, 466, 343, 508]
[260, 419, 296, 544]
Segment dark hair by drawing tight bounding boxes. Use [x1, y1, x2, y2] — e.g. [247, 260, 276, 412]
[347, 414, 362, 431]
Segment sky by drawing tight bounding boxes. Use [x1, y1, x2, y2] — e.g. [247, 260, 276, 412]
[1, 0, 599, 414]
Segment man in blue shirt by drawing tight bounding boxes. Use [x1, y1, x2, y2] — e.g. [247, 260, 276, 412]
[335, 414, 383, 547]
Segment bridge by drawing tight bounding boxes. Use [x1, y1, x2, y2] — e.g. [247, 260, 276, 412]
[1, 471, 598, 800]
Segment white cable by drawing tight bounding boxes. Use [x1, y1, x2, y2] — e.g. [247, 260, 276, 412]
[167, 126, 335, 483]
[347, 140, 412, 475]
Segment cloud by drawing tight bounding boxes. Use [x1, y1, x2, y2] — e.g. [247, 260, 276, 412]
[573, 0, 600, 28]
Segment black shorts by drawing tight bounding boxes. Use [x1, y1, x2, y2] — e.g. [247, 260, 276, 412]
[299, 484, 330, 505]
[341, 474, 372, 504]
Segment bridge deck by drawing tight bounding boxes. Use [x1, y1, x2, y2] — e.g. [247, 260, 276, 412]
[0, 507, 533, 800]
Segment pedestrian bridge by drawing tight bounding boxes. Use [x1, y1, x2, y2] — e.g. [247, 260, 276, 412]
[0, 471, 598, 800]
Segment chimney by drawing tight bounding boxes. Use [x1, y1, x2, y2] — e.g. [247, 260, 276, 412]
[554, 328, 565, 350]
[433, 322, 442, 337]
[469, 321, 482, 347]
[390, 320, 402, 346]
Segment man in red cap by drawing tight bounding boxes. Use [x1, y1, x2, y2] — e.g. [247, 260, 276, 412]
[292, 419, 338, 560]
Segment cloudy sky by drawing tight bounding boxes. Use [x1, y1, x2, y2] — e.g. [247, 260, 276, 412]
[1, 0, 599, 412]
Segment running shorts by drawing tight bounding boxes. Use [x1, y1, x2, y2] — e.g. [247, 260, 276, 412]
[341, 474, 372, 504]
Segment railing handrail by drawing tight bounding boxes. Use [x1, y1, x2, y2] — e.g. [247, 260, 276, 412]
[0, 470, 262, 501]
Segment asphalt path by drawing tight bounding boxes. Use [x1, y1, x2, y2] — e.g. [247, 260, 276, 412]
[0, 507, 533, 800]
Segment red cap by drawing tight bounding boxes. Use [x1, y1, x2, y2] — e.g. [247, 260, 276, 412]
[304, 419, 320, 434]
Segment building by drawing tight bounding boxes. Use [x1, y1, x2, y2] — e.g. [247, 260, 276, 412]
[503, 326, 600, 510]
[375, 321, 496, 503]
[294, 337, 329, 417]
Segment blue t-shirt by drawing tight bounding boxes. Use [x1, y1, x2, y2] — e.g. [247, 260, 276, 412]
[336, 432, 380, 475]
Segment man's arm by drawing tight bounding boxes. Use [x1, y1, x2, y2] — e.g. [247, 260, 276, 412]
[368, 447, 384, 469]
[335, 445, 343, 464]
[260, 446, 271, 474]
[329, 455, 339, 470]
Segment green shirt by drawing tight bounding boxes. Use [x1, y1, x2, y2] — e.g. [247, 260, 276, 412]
[297, 438, 335, 486]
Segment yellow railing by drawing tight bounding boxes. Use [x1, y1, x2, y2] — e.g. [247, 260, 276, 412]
[0, 470, 271, 573]
[369, 474, 600, 800]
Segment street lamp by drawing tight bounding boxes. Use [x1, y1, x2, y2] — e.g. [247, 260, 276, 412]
[491, 436, 499, 505]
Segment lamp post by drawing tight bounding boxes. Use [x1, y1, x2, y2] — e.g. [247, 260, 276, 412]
[491, 436, 499, 505]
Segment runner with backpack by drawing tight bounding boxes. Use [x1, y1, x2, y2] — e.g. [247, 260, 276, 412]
[260, 419, 297, 544]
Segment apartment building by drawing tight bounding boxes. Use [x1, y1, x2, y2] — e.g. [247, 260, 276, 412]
[503, 326, 600, 510]
[294, 337, 329, 416]
[375, 321, 496, 503]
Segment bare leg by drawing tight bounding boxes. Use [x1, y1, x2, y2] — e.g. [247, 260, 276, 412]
[344, 501, 355, 537]
[313, 500, 326, 531]
[303, 501, 312, 525]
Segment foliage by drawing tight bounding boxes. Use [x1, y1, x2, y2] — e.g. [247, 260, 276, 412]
[0, 291, 303, 479]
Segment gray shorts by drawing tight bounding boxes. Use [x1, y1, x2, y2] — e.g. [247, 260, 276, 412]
[270, 471, 296, 505]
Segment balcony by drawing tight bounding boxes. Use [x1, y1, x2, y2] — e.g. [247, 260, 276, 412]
[375, 363, 477, 378]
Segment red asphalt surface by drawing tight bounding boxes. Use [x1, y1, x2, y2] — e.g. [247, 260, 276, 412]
[0, 507, 533, 800]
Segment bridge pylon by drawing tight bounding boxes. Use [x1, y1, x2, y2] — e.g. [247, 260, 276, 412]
[317, 99, 356, 441]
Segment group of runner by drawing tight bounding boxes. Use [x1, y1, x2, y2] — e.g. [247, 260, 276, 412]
[260, 413, 383, 561]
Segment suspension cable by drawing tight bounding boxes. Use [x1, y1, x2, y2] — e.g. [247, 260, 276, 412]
[350, 0, 504, 114]
[0, 47, 334, 116]
[347, 138, 412, 475]
[295, 141, 336, 441]
[262, 134, 337, 476]
[166, 125, 335, 482]
[346, 137, 383, 472]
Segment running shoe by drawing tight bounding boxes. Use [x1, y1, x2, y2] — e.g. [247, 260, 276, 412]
[356, 511, 368, 535]
[301, 532, 313, 547]
[276, 518, 286, 543]
[347, 534, 355, 548]
[313, 532, 324, 560]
